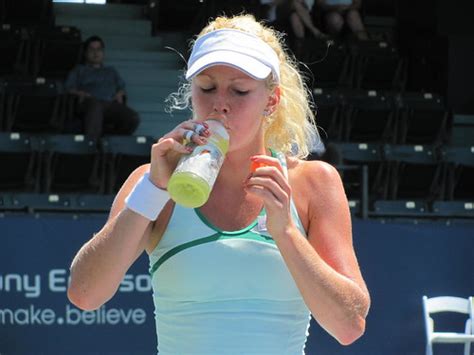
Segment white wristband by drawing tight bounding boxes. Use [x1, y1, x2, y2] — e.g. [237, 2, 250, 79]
[125, 172, 169, 221]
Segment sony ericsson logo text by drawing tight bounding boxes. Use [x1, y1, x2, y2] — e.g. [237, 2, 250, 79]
[0, 269, 151, 298]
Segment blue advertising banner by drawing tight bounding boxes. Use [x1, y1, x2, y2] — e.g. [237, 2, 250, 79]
[1, 214, 473, 355]
[0, 214, 155, 355]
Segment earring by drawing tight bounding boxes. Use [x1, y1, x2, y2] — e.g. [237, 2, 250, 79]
[263, 109, 271, 117]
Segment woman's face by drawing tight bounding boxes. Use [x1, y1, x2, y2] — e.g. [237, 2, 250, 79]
[191, 65, 273, 153]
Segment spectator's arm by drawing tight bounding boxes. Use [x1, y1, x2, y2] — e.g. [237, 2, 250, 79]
[64, 66, 79, 92]
[64, 67, 90, 101]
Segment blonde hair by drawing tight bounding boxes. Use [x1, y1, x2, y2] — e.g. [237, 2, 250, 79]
[166, 14, 319, 159]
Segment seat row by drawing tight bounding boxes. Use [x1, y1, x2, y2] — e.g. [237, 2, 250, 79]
[0, 132, 473, 218]
[0, 24, 82, 79]
[0, 76, 451, 148]
[0, 133, 155, 196]
[296, 37, 407, 92]
[314, 89, 449, 146]
[0, 0, 53, 27]
[333, 143, 474, 218]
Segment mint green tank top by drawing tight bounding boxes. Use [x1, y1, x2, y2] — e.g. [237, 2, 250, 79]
[148, 152, 311, 354]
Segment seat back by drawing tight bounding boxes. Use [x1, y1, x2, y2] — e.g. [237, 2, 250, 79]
[441, 146, 474, 200]
[101, 135, 153, 193]
[3, 0, 53, 26]
[352, 40, 406, 91]
[397, 92, 449, 145]
[4, 77, 64, 133]
[313, 89, 344, 141]
[32, 28, 83, 79]
[0, 132, 39, 192]
[40, 134, 102, 193]
[342, 90, 396, 143]
[422, 295, 474, 355]
[302, 40, 351, 89]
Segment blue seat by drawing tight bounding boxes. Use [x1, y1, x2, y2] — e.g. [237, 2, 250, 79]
[40, 134, 102, 193]
[101, 135, 153, 193]
[342, 90, 397, 143]
[0, 132, 39, 192]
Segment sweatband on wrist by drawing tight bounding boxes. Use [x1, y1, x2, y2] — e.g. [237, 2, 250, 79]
[125, 172, 169, 221]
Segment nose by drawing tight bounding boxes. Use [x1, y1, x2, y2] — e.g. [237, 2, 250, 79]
[212, 92, 230, 115]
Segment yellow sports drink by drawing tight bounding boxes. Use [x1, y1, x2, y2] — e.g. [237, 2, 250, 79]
[168, 119, 229, 208]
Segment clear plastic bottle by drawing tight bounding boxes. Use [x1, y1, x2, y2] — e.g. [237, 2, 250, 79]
[167, 119, 229, 208]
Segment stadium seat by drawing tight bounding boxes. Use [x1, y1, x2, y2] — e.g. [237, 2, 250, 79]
[3, 77, 65, 133]
[0, 25, 30, 76]
[101, 135, 153, 194]
[312, 88, 344, 142]
[352, 39, 406, 91]
[342, 90, 397, 143]
[40, 134, 102, 193]
[0, 132, 39, 192]
[422, 295, 474, 355]
[441, 146, 474, 204]
[337, 142, 389, 216]
[300, 39, 352, 89]
[151, 0, 206, 32]
[31, 26, 82, 79]
[362, 0, 398, 42]
[397, 92, 450, 145]
[2, 0, 53, 26]
[374, 144, 443, 216]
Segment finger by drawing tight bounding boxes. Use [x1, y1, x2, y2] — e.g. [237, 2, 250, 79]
[250, 155, 284, 174]
[247, 164, 290, 197]
[155, 137, 193, 157]
[246, 175, 290, 203]
[181, 128, 208, 145]
[162, 120, 210, 143]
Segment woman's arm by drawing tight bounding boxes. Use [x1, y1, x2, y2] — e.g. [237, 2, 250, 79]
[246, 157, 370, 345]
[67, 120, 210, 311]
[67, 164, 154, 311]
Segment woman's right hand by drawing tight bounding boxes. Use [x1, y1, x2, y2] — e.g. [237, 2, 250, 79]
[149, 119, 210, 189]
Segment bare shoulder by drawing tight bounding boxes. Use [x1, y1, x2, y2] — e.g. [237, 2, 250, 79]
[287, 157, 342, 192]
[107, 163, 151, 222]
[287, 157, 347, 228]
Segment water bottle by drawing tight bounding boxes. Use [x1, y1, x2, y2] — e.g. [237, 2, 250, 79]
[167, 119, 229, 208]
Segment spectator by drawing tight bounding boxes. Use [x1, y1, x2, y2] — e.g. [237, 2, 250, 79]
[263, 0, 328, 40]
[316, 0, 369, 40]
[64, 35, 139, 140]
[261, 0, 328, 58]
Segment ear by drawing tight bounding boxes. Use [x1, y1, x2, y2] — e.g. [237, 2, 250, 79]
[266, 86, 281, 113]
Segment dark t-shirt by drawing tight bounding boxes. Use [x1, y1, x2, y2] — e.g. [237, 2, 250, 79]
[64, 64, 126, 101]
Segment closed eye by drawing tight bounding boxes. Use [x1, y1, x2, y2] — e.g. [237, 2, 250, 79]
[200, 87, 215, 93]
[234, 89, 249, 96]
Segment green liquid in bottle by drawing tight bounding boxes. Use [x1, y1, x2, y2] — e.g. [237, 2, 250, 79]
[168, 119, 228, 208]
[167, 171, 212, 208]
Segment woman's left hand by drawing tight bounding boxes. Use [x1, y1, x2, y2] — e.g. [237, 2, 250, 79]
[244, 155, 297, 238]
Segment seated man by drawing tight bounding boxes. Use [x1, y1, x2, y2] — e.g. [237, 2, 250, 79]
[64, 35, 139, 140]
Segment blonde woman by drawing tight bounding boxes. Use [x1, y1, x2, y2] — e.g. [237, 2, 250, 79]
[67, 14, 370, 354]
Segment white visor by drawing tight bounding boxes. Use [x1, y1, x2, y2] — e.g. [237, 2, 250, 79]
[186, 29, 280, 83]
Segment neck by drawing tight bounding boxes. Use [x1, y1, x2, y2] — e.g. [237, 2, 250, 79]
[216, 144, 269, 189]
